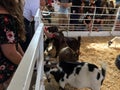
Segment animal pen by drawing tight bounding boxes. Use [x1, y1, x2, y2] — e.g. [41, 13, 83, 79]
[43, 4, 120, 90]
[8, 4, 120, 90]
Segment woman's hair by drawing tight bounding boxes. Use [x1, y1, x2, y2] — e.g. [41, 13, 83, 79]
[0, 0, 26, 41]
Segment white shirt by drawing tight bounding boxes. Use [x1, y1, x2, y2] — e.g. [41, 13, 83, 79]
[23, 0, 40, 22]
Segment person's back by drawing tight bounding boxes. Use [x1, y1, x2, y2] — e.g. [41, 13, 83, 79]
[21, 0, 46, 52]
[23, 0, 40, 22]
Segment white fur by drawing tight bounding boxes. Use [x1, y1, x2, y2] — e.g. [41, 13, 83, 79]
[45, 62, 106, 90]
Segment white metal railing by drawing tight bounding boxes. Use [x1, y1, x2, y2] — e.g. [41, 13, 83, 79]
[7, 8, 44, 90]
[42, 5, 120, 37]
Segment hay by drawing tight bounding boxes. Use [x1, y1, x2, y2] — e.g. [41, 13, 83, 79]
[45, 36, 120, 90]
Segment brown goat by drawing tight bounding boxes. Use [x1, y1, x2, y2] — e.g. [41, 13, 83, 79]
[44, 29, 81, 62]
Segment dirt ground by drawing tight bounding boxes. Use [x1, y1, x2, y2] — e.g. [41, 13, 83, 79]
[45, 36, 120, 90]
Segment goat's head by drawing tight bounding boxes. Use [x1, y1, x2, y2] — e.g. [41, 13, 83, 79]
[44, 31, 66, 57]
[44, 59, 58, 82]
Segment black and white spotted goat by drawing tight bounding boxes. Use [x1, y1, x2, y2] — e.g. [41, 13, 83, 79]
[44, 47, 106, 90]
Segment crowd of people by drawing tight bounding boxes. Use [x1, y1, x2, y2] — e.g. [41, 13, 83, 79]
[73, 0, 120, 31]
[44, 0, 120, 31]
